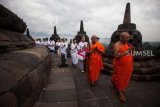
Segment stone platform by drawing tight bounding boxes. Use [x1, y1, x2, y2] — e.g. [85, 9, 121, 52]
[0, 46, 51, 107]
[34, 54, 78, 107]
[34, 54, 160, 107]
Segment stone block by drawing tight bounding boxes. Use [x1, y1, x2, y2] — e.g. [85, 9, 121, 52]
[0, 92, 17, 107]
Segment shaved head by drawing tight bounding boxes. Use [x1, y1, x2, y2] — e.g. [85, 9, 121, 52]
[91, 35, 98, 44]
[91, 35, 98, 39]
[120, 32, 130, 44]
[120, 32, 129, 37]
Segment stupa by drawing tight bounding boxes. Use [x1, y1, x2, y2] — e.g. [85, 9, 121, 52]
[26, 28, 34, 41]
[103, 3, 160, 81]
[108, 3, 142, 50]
[75, 20, 89, 43]
[50, 26, 60, 41]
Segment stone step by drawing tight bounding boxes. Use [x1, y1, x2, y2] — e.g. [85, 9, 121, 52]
[103, 58, 159, 68]
[131, 72, 160, 81]
[103, 62, 160, 75]
[101, 69, 160, 81]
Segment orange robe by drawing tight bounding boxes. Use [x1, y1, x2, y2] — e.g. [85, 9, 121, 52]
[88, 41, 105, 83]
[112, 43, 133, 91]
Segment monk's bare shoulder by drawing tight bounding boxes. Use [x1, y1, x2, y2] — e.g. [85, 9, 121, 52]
[113, 42, 120, 51]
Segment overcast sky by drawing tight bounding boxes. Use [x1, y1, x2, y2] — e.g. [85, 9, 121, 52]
[0, 0, 160, 41]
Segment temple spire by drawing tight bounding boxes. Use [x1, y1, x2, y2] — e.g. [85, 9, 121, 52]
[77, 20, 86, 35]
[75, 20, 88, 43]
[123, 3, 131, 24]
[54, 26, 57, 35]
[26, 28, 34, 41]
[26, 28, 30, 36]
[80, 20, 84, 32]
[50, 26, 59, 41]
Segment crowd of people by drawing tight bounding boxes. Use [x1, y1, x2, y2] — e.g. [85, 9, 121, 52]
[35, 37, 69, 66]
[35, 32, 134, 103]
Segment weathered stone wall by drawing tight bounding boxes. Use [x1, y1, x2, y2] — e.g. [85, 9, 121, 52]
[0, 46, 51, 107]
[0, 29, 35, 53]
[0, 4, 27, 33]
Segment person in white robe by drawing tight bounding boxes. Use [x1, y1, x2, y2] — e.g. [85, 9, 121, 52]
[35, 38, 42, 46]
[77, 36, 88, 72]
[42, 38, 48, 47]
[59, 38, 68, 68]
[55, 39, 61, 56]
[49, 39, 55, 53]
[70, 39, 78, 67]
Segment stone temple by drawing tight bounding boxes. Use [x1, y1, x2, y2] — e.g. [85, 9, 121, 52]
[103, 3, 160, 81]
[108, 3, 142, 50]
[26, 28, 34, 41]
[0, 3, 160, 107]
[50, 26, 60, 41]
[0, 4, 51, 107]
[75, 20, 89, 43]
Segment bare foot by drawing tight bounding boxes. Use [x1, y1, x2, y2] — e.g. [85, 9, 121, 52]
[90, 83, 95, 90]
[118, 92, 126, 103]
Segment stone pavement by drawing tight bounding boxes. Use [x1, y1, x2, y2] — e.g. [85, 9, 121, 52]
[35, 54, 160, 107]
[34, 54, 78, 107]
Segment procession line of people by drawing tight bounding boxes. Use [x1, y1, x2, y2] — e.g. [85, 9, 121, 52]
[69, 32, 134, 103]
[35, 32, 134, 103]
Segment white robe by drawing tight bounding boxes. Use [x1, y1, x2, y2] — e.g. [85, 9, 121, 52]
[77, 41, 88, 60]
[35, 41, 42, 46]
[49, 40, 55, 51]
[56, 42, 61, 55]
[70, 43, 78, 64]
[60, 43, 67, 59]
[42, 41, 48, 46]
[56, 42, 61, 47]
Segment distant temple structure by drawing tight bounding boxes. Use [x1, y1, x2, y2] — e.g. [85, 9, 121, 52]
[103, 3, 160, 81]
[50, 26, 60, 41]
[26, 28, 34, 41]
[108, 3, 142, 50]
[75, 20, 89, 43]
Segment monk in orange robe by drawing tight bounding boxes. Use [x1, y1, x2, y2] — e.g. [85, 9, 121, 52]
[87, 35, 105, 90]
[112, 32, 134, 102]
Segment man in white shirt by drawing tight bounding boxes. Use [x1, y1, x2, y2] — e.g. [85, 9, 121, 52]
[49, 39, 55, 53]
[42, 38, 48, 47]
[77, 35, 88, 72]
[59, 38, 69, 68]
[35, 38, 42, 46]
[55, 39, 61, 55]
